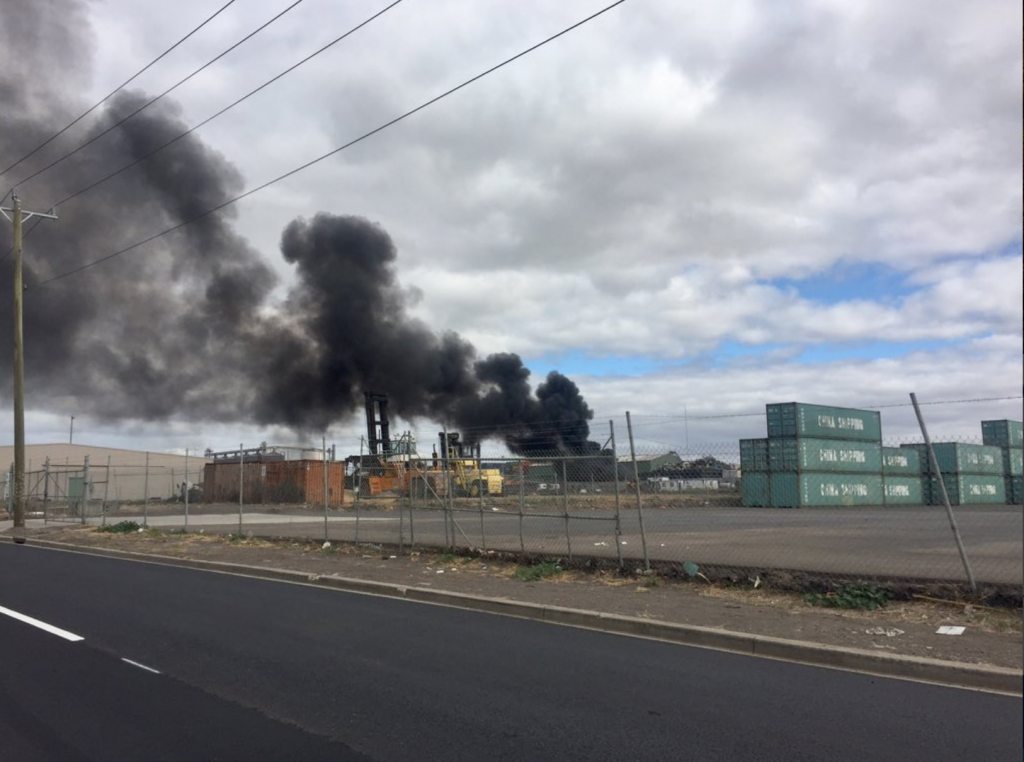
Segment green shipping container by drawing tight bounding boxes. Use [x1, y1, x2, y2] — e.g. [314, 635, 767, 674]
[739, 439, 770, 472]
[981, 420, 1024, 448]
[770, 473, 883, 508]
[1007, 476, 1023, 504]
[927, 475, 1006, 505]
[768, 438, 882, 473]
[766, 403, 882, 442]
[882, 447, 920, 475]
[925, 443, 1003, 475]
[741, 472, 771, 507]
[883, 476, 923, 505]
[1001, 447, 1023, 476]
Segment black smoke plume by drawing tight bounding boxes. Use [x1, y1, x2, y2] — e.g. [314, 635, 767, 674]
[0, 0, 594, 454]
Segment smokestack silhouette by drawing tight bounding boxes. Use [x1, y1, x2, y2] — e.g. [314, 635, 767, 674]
[0, 0, 594, 454]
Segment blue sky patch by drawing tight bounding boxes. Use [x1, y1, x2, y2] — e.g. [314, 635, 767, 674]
[796, 338, 963, 363]
[772, 262, 914, 305]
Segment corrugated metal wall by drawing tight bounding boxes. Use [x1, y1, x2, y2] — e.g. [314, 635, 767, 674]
[203, 460, 346, 505]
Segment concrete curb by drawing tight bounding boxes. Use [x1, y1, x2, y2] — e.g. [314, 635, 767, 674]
[6, 536, 1021, 696]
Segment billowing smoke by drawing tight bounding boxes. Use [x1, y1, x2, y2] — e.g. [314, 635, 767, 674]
[252, 213, 595, 453]
[0, 0, 594, 455]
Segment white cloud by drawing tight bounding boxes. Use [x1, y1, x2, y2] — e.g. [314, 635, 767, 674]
[2, 0, 1021, 446]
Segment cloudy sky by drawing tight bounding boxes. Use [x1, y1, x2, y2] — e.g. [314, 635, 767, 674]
[2, 0, 1022, 456]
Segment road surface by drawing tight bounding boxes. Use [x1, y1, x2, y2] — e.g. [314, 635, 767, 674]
[0, 543, 1019, 761]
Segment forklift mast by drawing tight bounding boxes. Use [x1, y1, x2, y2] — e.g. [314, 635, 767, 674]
[364, 392, 391, 456]
[438, 432, 483, 461]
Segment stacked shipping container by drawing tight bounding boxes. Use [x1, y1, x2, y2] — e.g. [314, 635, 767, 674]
[901, 440, 1008, 506]
[741, 410, 1021, 508]
[982, 419, 1023, 505]
[741, 402, 885, 507]
[881, 447, 923, 505]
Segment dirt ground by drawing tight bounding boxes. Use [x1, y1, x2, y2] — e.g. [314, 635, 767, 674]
[15, 524, 1023, 671]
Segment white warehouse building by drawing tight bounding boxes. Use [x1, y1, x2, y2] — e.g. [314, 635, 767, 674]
[0, 443, 208, 503]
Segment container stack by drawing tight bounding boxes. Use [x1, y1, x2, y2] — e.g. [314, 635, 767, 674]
[981, 419, 1023, 505]
[903, 441, 1006, 505]
[741, 402, 883, 508]
[881, 447, 923, 505]
[739, 438, 770, 506]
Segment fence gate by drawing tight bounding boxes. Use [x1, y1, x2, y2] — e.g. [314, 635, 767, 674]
[27, 464, 89, 523]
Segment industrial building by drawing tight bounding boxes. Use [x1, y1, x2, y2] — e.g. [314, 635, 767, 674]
[0, 443, 206, 503]
[202, 445, 346, 506]
[616, 452, 682, 477]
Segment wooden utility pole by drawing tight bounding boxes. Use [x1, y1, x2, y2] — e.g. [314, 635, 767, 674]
[1, 192, 58, 534]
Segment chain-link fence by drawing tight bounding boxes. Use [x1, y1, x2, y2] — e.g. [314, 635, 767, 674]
[16, 400, 1023, 593]
[8, 455, 193, 524]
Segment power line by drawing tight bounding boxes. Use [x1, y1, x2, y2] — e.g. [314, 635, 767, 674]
[38, 0, 407, 217]
[34, 0, 629, 287]
[10, 0, 308, 190]
[626, 395, 1024, 429]
[0, 0, 238, 181]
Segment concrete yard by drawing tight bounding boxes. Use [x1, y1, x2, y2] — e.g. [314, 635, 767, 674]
[42, 501, 1023, 585]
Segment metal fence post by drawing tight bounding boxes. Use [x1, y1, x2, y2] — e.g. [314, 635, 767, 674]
[477, 444, 486, 552]
[561, 459, 572, 560]
[101, 455, 111, 526]
[323, 437, 330, 543]
[442, 425, 452, 550]
[518, 458, 526, 554]
[184, 448, 190, 532]
[143, 452, 149, 528]
[42, 457, 50, 524]
[398, 433, 406, 556]
[625, 411, 650, 572]
[81, 456, 90, 525]
[609, 420, 623, 567]
[403, 444, 411, 544]
[239, 443, 244, 536]
[441, 442, 451, 549]
[910, 393, 977, 591]
[354, 436, 363, 545]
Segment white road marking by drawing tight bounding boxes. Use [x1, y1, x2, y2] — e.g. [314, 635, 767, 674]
[0, 604, 84, 642]
[121, 657, 161, 674]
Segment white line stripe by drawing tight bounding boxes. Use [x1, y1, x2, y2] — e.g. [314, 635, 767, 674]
[0, 604, 84, 642]
[121, 657, 161, 674]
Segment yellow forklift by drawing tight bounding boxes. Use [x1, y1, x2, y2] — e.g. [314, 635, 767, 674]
[436, 432, 503, 497]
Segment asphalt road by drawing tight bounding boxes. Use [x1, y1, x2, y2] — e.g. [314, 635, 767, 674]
[0, 543, 1020, 761]
[94, 502, 1024, 584]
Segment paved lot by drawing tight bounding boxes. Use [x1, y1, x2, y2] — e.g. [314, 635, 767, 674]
[62, 501, 1022, 585]
[16, 500, 1022, 584]
[1, 544, 1020, 761]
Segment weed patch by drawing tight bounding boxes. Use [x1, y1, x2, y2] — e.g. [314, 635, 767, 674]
[515, 561, 563, 582]
[805, 585, 892, 611]
[96, 520, 142, 534]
